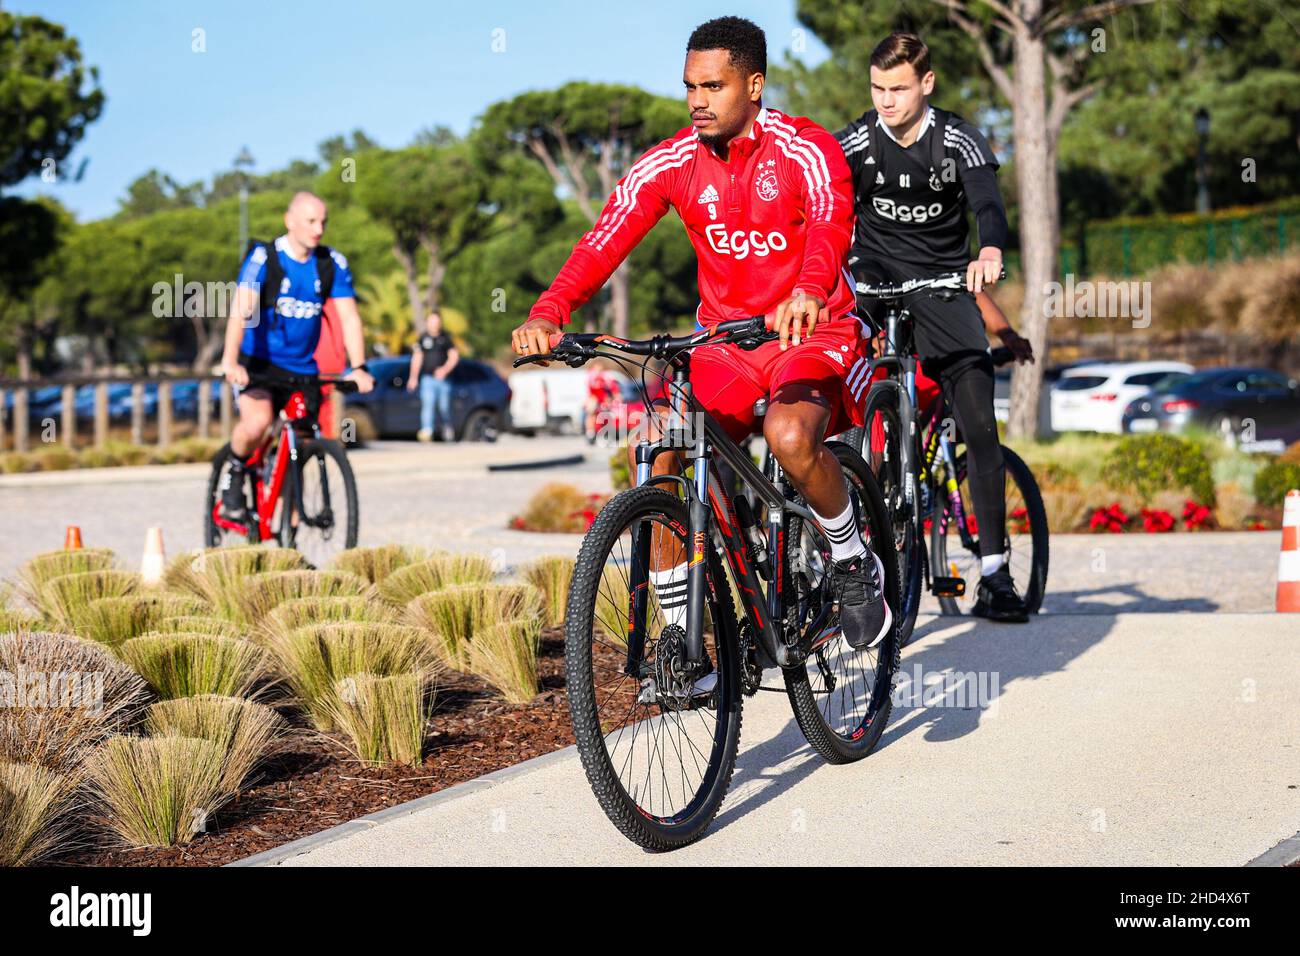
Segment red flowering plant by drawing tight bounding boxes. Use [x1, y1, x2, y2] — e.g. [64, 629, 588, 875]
[1008, 506, 1031, 535]
[1089, 503, 1129, 533]
[1182, 499, 1213, 531]
[1139, 508, 1175, 533]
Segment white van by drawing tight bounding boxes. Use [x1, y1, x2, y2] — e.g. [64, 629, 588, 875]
[508, 367, 630, 435]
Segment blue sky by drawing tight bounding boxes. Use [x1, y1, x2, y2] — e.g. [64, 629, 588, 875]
[14, 0, 830, 221]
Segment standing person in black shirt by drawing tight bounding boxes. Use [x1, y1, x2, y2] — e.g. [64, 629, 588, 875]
[407, 312, 459, 442]
[836, 31, 1028, 622]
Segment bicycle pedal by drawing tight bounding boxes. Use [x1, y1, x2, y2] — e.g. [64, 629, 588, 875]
[931, 576, 966, 597]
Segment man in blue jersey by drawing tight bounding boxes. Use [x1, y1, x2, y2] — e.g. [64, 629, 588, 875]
[218, 191, 374, 519]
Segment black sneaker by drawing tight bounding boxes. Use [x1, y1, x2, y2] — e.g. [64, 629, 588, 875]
[829, 551, 892, 649]
[971, 567, 1029, 623]
[219, 462, 248, 521]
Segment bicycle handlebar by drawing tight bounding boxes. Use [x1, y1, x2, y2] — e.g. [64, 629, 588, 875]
[511, 316, 780, 369]
[855, 268, 1008, 301]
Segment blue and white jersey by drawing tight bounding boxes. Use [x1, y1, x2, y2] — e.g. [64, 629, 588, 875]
[237, 236, 355, 374]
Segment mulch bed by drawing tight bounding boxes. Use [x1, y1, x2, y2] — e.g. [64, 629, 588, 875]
[54, 631, 580, 867]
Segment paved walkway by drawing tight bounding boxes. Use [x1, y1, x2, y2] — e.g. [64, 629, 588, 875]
[250, 611, 1298, 867]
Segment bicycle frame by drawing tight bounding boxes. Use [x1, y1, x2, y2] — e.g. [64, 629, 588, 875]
[211, 393, 314, 542]
[628, 349, 827, 673]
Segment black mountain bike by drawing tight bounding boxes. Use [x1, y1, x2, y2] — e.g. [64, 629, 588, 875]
[205, 375, 359, 568]
[846, 272, 1048, 645]
[514, 318, 902, 851]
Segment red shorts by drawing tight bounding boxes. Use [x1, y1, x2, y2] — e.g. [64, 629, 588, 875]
[688, 317, 873, 444]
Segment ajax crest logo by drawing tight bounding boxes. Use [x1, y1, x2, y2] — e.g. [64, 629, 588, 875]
[755, 163, 779, 202]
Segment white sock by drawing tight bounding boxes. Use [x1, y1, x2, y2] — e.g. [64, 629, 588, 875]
[813, 499, 868, 563]
[650, 562, 689, 632]
[980, 554, 1005, 577]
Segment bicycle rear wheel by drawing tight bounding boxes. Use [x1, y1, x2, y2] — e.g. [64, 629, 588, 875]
[782, 442, 902, 764]
[204, 443, 260, 547]
[565, 484, 742, 851]
[932, 444, 1048, 615]
[279, 437, 358, 568]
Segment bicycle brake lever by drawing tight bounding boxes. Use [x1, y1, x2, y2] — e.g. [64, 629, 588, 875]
[511, 354, 557, 368]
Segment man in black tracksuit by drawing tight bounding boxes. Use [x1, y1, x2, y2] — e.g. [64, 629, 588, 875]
[836, 31, 1028, 622]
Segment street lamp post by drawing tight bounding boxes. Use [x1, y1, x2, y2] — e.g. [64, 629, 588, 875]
[1194, 108, 1211, 215]
[234, 147, 255, 257]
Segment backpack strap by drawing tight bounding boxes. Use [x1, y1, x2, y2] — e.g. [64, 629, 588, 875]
[313, 245, 336, 303]
[247, 238, 284, 315]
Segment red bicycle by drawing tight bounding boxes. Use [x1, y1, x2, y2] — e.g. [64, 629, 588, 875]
[204, 377, 359, 567]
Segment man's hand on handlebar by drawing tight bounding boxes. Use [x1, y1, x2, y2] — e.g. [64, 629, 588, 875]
[345, 366, 375, 393]
[771, 292, 828, 351]
[967, 246, 1003, 294]
[223, 360, 249, 388]
[996, 327, 1034, 364]
[511, 317, 562, 367]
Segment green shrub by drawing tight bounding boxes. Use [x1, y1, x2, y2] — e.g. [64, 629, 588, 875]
[1253, 457, 1300, 509]
[610, 446, 630, 491]
[1100, 434, 1216, 506]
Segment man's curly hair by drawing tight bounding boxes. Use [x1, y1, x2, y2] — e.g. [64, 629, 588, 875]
[686, 16, 767, 77]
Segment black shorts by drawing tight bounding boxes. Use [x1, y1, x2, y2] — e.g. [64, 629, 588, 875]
[237, 353, 322, 420]
[851, 257, 989, 377]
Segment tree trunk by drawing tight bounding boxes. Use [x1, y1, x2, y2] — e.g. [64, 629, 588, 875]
[1006, 12, 1057, 441]
[392, 242, 425, 334]
[419, 235, 446, 316]
[609, 261, 630, 339]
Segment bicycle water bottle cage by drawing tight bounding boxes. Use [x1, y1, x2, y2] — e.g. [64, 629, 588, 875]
[283, 391, 309, 421]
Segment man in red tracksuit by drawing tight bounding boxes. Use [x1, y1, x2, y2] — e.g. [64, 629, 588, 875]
[511, 16, 891, 655]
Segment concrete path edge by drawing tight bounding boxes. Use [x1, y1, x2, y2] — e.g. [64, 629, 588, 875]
[1245, 831, 1300, 867]
[227, 743, 580, 867]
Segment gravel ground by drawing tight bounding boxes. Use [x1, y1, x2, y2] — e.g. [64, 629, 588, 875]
[0, 434, 1285, 612]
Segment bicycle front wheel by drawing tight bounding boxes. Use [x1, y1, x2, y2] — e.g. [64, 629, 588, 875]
[783, 442, 903, 764]
[279, 437, 358, 568]
[932, 444, 1048, 615]
[565, 484, 742, 851]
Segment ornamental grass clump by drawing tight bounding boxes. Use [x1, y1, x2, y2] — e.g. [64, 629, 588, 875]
[256, 595, 398, 648]
[118, 634, 267, 700]
[0, 632, 150, 773]
[467, 618, 542, 705]
[375, 553, 494, 606]
[266, 622, 439, 730]
[87, 736, 226, 848]
[331, 544, 429, 585]
[15, 548, 117, 610]
[522, 555, 574, 629]
[326, 673, 428, 767]
[232, 570, 368, 624]
[38, 571, 141, 631]
[0, 761, 80, 866]
[404, 584, 542, 671]
[67, 594, 209, 648]
[145, 695, 283, 793]
[163, 546, 307, 618]
[143, 616, 246, 640]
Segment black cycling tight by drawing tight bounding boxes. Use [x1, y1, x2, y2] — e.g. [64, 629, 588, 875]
[927, 351, 1006, 560]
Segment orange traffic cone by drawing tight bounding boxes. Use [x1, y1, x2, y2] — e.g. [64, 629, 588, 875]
[141, 527, 166, 585]
[1277, 489, 1300, 613]
[64, 526, 83, 550]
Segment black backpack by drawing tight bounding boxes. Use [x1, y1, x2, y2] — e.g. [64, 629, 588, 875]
[245, 239, 336, 316]
[860, 106, 950, 189]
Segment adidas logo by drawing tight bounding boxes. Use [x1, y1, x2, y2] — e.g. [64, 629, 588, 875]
[822, 349, 845, 367]
[875, 171, 885, 186]
[864, 155, 876, 164]
[697, 184, 720, 204]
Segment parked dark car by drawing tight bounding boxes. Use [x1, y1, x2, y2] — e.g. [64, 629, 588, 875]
[1120, 366, 1300, 447]
[342, 356, 511, 444]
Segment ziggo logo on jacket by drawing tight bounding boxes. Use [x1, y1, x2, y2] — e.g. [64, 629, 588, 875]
[273, 297, 324, 319]
[705, 224, 789, 260]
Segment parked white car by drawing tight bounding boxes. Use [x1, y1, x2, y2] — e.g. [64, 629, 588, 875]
[507, 367, 630, 435]
[1049, 361, 1194, 434]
